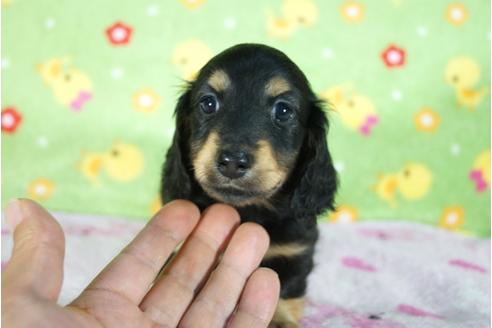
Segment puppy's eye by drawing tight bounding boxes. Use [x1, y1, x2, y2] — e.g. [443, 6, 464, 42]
[273, 102, 294, 123]
[200, 96, 219, 114]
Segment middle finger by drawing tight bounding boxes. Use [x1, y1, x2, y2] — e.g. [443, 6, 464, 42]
[140, 203, 240, 326]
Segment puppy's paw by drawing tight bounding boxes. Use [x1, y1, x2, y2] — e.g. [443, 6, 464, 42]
[268, 318, 299, 328]
[269, 297, 304, 328]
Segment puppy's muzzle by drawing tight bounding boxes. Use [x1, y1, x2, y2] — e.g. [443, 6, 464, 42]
[217, 150, 252, 179]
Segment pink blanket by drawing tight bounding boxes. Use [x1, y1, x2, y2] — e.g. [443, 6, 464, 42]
[2, 214, 490, 327]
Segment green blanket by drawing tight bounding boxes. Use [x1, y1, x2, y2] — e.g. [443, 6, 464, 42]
[2, 0, 490, 237]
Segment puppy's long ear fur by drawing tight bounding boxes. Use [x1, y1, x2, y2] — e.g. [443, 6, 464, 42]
[291, 99, 338, 219]
[160, 89, 193, 203]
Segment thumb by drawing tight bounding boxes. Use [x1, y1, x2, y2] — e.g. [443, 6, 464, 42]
[2, 199, 65, 301]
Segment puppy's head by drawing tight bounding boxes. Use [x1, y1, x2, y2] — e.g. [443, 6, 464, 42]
[165, 44, 337, 215]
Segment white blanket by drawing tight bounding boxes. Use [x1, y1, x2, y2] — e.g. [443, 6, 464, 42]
[2, 213, 490, 327]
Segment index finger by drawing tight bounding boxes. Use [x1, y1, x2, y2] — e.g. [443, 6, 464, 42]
[71, 200, 200, 306]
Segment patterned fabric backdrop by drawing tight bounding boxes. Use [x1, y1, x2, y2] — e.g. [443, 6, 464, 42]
[1, 0, 490, 236]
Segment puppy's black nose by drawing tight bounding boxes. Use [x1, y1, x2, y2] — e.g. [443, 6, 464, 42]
[217, 151, 251, 179]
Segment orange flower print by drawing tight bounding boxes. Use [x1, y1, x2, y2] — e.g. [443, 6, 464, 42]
[28, 178, 55, 201]
[446, 3, 468, 26]
[439, 206, 465, 230]
[133, 88, 161, 113]
[414, 108, 440, 132]
[340, 1, 365, 23]
[329, 205, 358, 223]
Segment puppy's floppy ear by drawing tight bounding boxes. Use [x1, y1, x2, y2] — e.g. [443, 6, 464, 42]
[160, 88, 193, 203]
[291, 98, 338, 219]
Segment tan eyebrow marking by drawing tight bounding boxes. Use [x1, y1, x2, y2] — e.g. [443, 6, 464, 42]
[265, 76, 291, 97]
[207, 69, 231, 91]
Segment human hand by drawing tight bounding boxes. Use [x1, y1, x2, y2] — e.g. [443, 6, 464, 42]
[1, 199, 280, 327]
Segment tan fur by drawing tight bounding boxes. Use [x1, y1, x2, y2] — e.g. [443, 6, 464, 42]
[270, 298, 305, 327]
[254, 140, 286, 191]
[207, 69, 231, 91]
[192, 132, 219, 184]
[192, 137, 287, 208]
[234, 197, 274, 210]
[265, 76, 291, 97]
[264, 243, 307, 260]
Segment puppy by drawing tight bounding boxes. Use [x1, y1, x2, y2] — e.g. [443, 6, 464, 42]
[161, 44, 337, 327]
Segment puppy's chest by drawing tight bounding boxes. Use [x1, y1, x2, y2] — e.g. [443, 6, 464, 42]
[237, 207, 318, 245]
[193, 197, 318, 244]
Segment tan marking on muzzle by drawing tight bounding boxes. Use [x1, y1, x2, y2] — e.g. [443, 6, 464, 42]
[192, 132, 219, 184]
[271, 297, 306, 326]
[264, 243, 308, 260]
[207, 69, 231, 92]
[265, 76, 291, 97]
[254, 140, 287, 192]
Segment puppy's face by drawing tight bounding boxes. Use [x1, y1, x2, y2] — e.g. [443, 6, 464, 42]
[184, 45, 315, 206]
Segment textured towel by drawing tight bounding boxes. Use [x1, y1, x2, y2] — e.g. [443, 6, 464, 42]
[2, 213, 489, 327]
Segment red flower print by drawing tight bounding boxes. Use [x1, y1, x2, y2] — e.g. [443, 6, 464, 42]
[1, 107, 22, 133]
[381, 45, 406, 68]
[105, 21, 133, 45]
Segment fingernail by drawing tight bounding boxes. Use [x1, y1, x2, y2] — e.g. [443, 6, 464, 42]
[5, 199, 24, 231]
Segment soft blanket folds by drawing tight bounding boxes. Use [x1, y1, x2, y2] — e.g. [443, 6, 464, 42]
[1, 214, 489, 327]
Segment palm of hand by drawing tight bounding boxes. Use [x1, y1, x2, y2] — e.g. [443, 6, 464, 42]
[2, 200, 279, 328]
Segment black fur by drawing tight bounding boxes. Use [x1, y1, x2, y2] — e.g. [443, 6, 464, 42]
[161, 44, 337, 302]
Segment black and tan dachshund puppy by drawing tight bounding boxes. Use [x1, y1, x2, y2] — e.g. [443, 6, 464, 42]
[161, 44, 337, 327]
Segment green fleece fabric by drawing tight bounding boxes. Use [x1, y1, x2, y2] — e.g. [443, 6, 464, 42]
[1, 0, 490, 236]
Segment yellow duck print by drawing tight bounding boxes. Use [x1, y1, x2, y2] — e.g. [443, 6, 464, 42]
[38, 58, 93, 112]
[180, 0, 206, 10]
[374, 163, 432, 207]
[266, 11, 296, 39]
[374, 173, 399, 206]
[469, 150, 490, 193]
[266, 0, 318, 39]
[80, 142, 144, 183]
[320, 84, 379, 136]
[445, 56, 488, 110]
[282, 0, 318, 27]
[171, 40, 213, 81]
